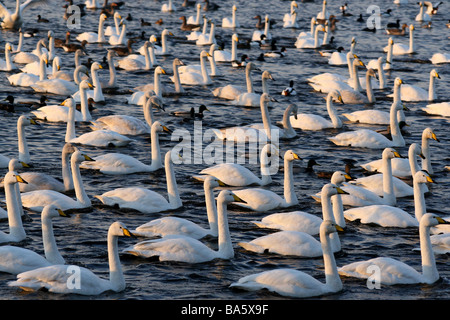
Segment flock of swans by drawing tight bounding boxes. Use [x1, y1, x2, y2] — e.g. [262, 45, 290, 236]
[0, 0, 448, 300]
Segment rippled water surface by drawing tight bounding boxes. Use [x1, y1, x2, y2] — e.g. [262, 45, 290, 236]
[0, 0, 449, 302]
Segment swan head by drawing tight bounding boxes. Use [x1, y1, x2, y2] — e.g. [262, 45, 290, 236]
[394, 77, 403, 86]
[152, 121, 172, 134]
[42, 204, 70, 220]
[246, 62, 260, 72]
[61, 97, 75, 109]
[430, 69, 440, 79]
[109, 221, 135, 238]
[47, 30, 54, 38]
[62, 143, 77, 156]
[8, 158, 31, 171]
[205, 175, 226, 188]
[420, 213, 449, 228]
[232, 33, 239, 42]
[80, 79, 94, 90]
[3, 170, 27, 186]
[5, 43, 13, 52]
[331, 171, 353, 184]
[322, 183, 348, 198]
[155, 66, 167, 75]
[329, 90, 344, 104]
[100, 13, 107, 21]
[91, 61, 103, 71]
[262, 70, 275, 81]
[409, 24, 414, 31]
[422, 127, 439, 142]
[367, 68, 378, 79]
[173, 58, 185, 66]
[410, 143, 426, 159]
[261, 93, 277, 104]
[321, 220, 344, 236]
[382, 147, 402, 160]
[72, 150, 95, 164]
[53, 56, 61, 70]
[284, 150, 302, 162]
[200, 50, 211, 59]
[163, 29, 174, 37]
[18, 115, 39, 128]
[414, 170, 434, 185]
[219, 190, 245, 205]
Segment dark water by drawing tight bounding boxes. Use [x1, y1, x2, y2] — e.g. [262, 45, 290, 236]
[0, 0, 449, 302]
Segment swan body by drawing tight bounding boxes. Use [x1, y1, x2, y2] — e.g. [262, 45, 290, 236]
[80, 121, 169, 174]
[329, 99, 405, 149]
[177, 50, 212, 85]
[122, 190, 238, 263]
[72, 62, 105, 103]
[295, 25, 324, 49]
[76, 13, 107, 43]
[339, 213, 448, 285]
[422, 102, 450, 117]
[0, 43, 17, 71]
[161, 0, 176, 12]
[104, 12, 121, 37]
[252, 211, 323, 235]
[193, 144, 277, 187]
[230, 219, 343, 298]
[233, 70, 274, 107]
[95, 150, 182, 214]
[8, 51, 48, 87]
[214, 33, 239, 62]
[0, 0, 52, 30]
[8, 221, 134, 295]
[20, 150, 94, 212]
[222, 5, 240, 28]
[118, 41, 152, 71]
[430, 53, 450, 65]
[384, 24, 415, 55]
[290, 90, 343, 130]
[212, 61, 256, 100]
[109, 22, 127, 46]
[388, 69, 440, 102]
[415, 1, 431, 21]
[232, 150, 301, 212]
[129, 66, 167, 103]
[0, 205, 69, 274]
[133, 176, 222, 239]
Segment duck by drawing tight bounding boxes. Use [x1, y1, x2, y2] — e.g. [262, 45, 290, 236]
[289, 90, 344, 130]
[264, 47, 286, 58]
[20, 149, 94, 212]
[281, 80, 297, 96]
[230, 219, 344, 298]
[339, 213, 448, 284]
[386, 23, 408, 35]
[171, 105, 209, 120]
[193, 144, 278, 187]
[140, 18, 151, 27]
[62, 40, 88, 53]
[203, 0, 219, 12]
[231, 54, 249, 68]
[179, 15, 201, 31]
[132, 176, 223, 239]
[95, 150, 182, 214]
[0, 0, 52, 30]
[0, 205, 69, 274]
[231, 150, 302, 212]
[8, 221, 134, 295]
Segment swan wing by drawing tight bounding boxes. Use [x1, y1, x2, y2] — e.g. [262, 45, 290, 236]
[134, 217, 210, 239]
[0, 246, 52, 274]
[200, 163, 261, 186]
[80, 153, 153, 174]
[20, 0, 52, 13]
[344, 205, 419, 228]
[253, 211, 322, 234]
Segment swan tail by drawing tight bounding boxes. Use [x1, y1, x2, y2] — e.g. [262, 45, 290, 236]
[237, 242, 265, 253]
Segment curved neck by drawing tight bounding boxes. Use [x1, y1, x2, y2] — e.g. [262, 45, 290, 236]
[91, 67, 104, 101]
[419, 223, 439, 283]
[42, 215, 65, 264]
[207, 53, 218, 76]
[409, 149, 420, 178]
[428, 74, 436, 101]
[114, 15, 120, 34]
[352, 62, 362, 92]
[107, 232, 126, 292]
[173, 62, 184, 93]
[17, 120, 29, 163]
[260, 146, 273, 185]
[149, 45, 158, 65]
[150, 126, 163, 170]
[320, 228, 342, 291]
[62, 150, 74, 191]
[390, 104, 404, 147]
[382, 155, 396, 206]
[5, 179, 25, 240]
[98, 18, 106, 42]
[283, 158, 298, 205]
[118, 24, 127, 44]
[204, 181, 218, 236]
[74, 67, 83, 85]
[144, 45, 152, 70]
[326, 95, 342, 128]
[262, 75, 270, 94]
[165, 154, 182, 209]
[281, 105, 296, 137]
[216, 199, 233, 258]
[321, 191, 341, 251]
[75, 51, 82, 68]
[245, 66, 254, 93]
[331, 193, 345, 228]
[71, 157, 91, 207]
[366, 72, 375, 103]
[378, 62, 386, 89]
[65, 104, 76, 142]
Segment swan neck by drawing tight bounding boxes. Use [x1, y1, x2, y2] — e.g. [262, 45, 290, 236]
[428, 73, 436, 101]
[260, 100, 273, 142]
[326, 95, 342, 128]
[331, 194, 345, 228]
[390, 103, 404, 147]
[419, 223, 439, 283]
[217, 199, 233, 258]
[80, 86, 91, 121]
[150, 126, 163, 170]
[154, 70, 162, 97]
[409, 148, 420, 177]
[281, 105, 296, 137]
[204, 181, 218, 236]
[409, 28, 414, 53]
[386, 42, 393, 69]
[65, 103, 76, 142]
[165, 154, 182, 209]
[421, 135, 432, 174]
[320, 228, 342, 291]
[71, 157, 91, 207]
[352, 62, 362, 91]
[39, 56, 47, 81]
[366, 72, 375, 103]
[378, 63, 386, 89]
[62, 149, 74, 191]
[17, 120, 29, 163]
[382, 155, 396, 206]
[108, 54, 117, 87]
[98, 17, 106, 42]
[245, 66, 254, 93]
[91, 67, 104, 101]
[200, 55, 211, 84]
[283, 158, 298, 206]
[5, 179, 25, 240]
[42, 215, 65, 264]
[262, 75, 270, 94]
[173, 62, 184, 93]
[144, 45, 152, 70]
[413, 179, 426, 221]
[107, 232, 126, 292]
[314, 27, 320, 48]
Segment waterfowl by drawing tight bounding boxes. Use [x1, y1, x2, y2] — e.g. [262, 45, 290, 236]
[203, 0, 219, 11]
[0, 0, 52, 30]
[129, 66, 167, 104]
[212, 62, 259, 100]
[161, 0, 176, 12]
[281, 80, 297, 96]
[76, 13, 108, 43]
[386, 23, 408, 35]
[252, 14, 272, 41]
[283, 10, 299, 29]
[415, 1, 431, 21]
[171, 105, 209, 119]
[0, 43, 18, 71]
[222, 4, 240, 28]
[384, 24, 415, 55]
[326, 47, 347, 65]
[388, 69, 440, 102]
[177, 50, 212, 85]
[72, 62, 105, 103]
[233, 70, 275, 107]
[140, 18, 151, 27]
[264, 47, 286, 58]
[422, 102, 450, 117]
[62, 40, 87, 53]
[179, 15, 200, 31]
[231, 54, 249, 68]
[8, 221, 134, 295]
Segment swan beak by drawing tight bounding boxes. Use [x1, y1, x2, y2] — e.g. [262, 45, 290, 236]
[402, 104, 409, 111]
[393, 151, 402, 158]
[98, 65, 103, 69]
[335, 224, 344, 232]
[58, 209, 70, 218]
[88, 82, 94, 89]
[15, 175, 28, 184]
[232, 194, 246, 203]
[169, 32, 174, 36]
[57, 65, 61, 71]
[163, 126, 172, 133]
[160, 68, 167, 75]
[338, 95, 344, 104]
[29, 118, 39, 125]
[435, 72, 440, 79]
[293, 152, 302, 160]
[431, 132, 439, 142]
[217, 180, 226, 187]
[419, 152, 426, 159]
[336, 187, 348, 195]
[435, 216, 449, 225]
[425, 175, 435, 183]
[344, 174, 353, 181]
[123, 227, 136, 238]
[20, 161, 31, 168]
[83, 155, 95, 162]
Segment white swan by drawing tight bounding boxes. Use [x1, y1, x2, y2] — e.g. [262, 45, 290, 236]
[329, 100, 405, 149]
[422, 102, 450, 117]
[72, 62, 105, 103]
[84, 0, 101, 9]
[290, 90, 344, 130]
[0, 43, 18, 71]
[222, 4, 240, 28]
[187, 15, 208, 41]
[193, 143, 278, 187]
[20, 149, 94, 212]
[214, 33, 239, 62]
[339, 213, 448, 285]
[388, 69, 440, 102]
[0, 0, 51, 30]
[31, 81, 92, 122]
[327, 47, 347, 65]
[0, 170, 27, 244]
[283, 1, 298, 23]
[212, 61, 258, 100]
[229, 219, 343, 298]
[177, 44, 221, 77]
[30, 71, 79, 96]
[0, 205, 69, 274]
[117, 41, 152, 71]
[415, 1, 431, 21]
[383, 24, 415, 55]
[252, 15, 272, 41]
[430, 53, 450, 65]
[177, 50, 212, 85]
[16, 115, 39, 164]
[196, 20, 216, 46]
[95, 150, 182, 214]
[343, 170, 432, 228]
[421, 127, 439, 175]
[8, 51, 47, 87]
[161, 0, 176, 12]
[122, 190, 239, 263]
[8, 221, 133, 295]
[133, 176, 222, 239]
[80, 120, 169, 175]
[295, 25, 325, 49]
[104, 12, 122, 36]
[108, 21, 127, 46]
[76, 13, 107, 43]
[233, 70, 275, 107]
[187, 3, 201, 24]
[129, 66, 167, 103]
[140, 29, 173, 56]
[232, 150, 301, 212]
[12, 31, 40, 64]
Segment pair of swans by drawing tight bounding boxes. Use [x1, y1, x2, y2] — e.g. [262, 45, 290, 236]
[192, 143, 279, 187]
[238, 183, 347, 258]
[109, 21, 127, 46]
[338, 213, 448, 285]
[212, 61, 258, 100]
[8, 221, 134, 295]
[383, 24, 415, 55]
[80, 121, 171, 175]
[122, 190, 240, 263]
[138, 29, 173, 56]
[231, 70, 275, 107]
[8, 52, 49, 86]
[20, 148, 94, 212]
[0, 205, 69, 274]
[128, 66, 167, 104]
[117, 41, 153, 71]
[196, 20, 217, 46]
[295, 25, 325, 49]
[214, 33, 239, 62]
[72, 62, 105, 103]
[0, 0, 51, 30]
[329, 99, 406, 149]
[95, 150, 182, 214]
[176, 44, 221, 77]
[388, 69, 441, 102]
[64, 98, 132, 147]
[176, 50, 212, 86]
